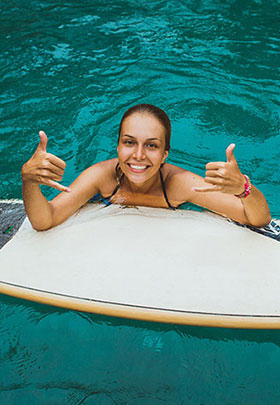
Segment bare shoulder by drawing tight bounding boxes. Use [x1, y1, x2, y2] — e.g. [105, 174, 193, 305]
[83, 158, 117, 181]
[79, 158, 119, 196]
[50, 158, 118, 219]
[84, 158, 117, 173]
[162, 163, 201, 203]
[162, 163, 200, 187]
[54, 158, 118, 201]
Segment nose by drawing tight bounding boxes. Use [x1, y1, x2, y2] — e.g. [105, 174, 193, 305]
[133, 144, 145, 160]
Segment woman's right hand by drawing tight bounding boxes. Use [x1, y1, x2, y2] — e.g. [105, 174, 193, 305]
[21, 131, 71, 192]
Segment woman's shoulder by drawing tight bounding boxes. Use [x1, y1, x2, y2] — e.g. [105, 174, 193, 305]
[162, 163, 201, 203]
[73, 158, 117, 191]
[87, 158, 118, 170]
[162, 163, 196, 182]
[84, 158, 118, 178]
[82, 158, 118, 195]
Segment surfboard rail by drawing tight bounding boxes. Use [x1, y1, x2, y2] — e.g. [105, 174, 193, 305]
[2, 281, 280, 329]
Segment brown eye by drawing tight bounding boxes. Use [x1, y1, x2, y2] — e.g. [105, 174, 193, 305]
[123, 139, 134, 145]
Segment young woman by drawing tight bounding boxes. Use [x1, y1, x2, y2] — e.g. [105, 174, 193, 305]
[21, 104, 271, 231]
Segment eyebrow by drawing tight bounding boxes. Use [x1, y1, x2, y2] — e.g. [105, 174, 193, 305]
[122, 134, 162, 142]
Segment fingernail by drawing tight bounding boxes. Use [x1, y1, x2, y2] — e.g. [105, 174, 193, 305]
[66, 188, 72, 192]
[192, 187, 197, 192]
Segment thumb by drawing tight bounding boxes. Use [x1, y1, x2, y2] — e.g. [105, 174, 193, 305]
[37, 130, 48, 152]
[226, 143, 236, 163]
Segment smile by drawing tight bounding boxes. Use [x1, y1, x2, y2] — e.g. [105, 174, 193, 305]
[127, 164, 150, 172]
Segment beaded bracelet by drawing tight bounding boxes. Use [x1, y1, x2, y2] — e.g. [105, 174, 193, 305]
[235, 175, 251, 198]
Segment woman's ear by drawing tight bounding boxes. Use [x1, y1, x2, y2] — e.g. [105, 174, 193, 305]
[161, 150, 168, 164]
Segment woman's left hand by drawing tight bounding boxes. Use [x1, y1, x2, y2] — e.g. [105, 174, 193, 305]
[193, 144, 246, 195]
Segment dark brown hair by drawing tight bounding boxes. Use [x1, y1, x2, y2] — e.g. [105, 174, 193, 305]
[118, 104, 171, 151]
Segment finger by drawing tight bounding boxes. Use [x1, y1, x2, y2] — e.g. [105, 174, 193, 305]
[226, 143, 236, 163]
[37, 169, 63, 184]
[205, 169, 226, 178]
[47, 165, 65, 178]
[48, 153, 66, 170]
[205, 162, 226, 170]
[204, 177, 224, 185]
[37, 131, 48, 152]
[48, 180, 71, 192]
[192, 185, 222, 193]
[41, 168, 64, 182]
[40, 160, 65, 177]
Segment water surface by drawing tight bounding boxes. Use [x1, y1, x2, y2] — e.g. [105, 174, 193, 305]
[1, 0, 280, 403]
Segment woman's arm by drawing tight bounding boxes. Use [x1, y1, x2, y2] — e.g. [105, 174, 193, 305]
[171, 144, 271, 227]
[21, 131, 100, 230]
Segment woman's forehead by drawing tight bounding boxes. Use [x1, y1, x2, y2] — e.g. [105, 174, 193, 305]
[121, 113, 165, 139]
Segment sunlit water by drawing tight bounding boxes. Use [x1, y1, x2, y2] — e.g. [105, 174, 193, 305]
[1, 0, 280, 403]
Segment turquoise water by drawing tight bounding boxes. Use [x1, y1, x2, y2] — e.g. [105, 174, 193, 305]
[1, 0, 280, 403]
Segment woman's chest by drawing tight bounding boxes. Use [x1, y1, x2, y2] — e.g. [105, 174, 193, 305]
[111, 190, 170, 208]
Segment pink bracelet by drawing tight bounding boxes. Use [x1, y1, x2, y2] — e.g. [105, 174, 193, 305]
[235, 175, 251, 198]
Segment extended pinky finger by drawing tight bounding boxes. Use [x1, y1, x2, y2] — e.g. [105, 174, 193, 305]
[192, 185, 222, 193]
[48, 180, 71, 192]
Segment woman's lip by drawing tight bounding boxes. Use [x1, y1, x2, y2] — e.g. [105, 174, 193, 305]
[127, 163, 150, 173]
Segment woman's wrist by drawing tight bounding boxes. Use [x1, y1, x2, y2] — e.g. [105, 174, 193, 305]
[235, 174, 252, 199]
[21, 162, 30, 181]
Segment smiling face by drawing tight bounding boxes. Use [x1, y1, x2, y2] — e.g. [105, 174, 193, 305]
[117, 113, 168, 185]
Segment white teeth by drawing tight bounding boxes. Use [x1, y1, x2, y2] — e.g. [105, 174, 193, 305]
[130, 165, 147, 170]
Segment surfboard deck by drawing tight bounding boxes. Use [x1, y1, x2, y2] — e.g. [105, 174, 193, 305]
[1, 201, 280, 329]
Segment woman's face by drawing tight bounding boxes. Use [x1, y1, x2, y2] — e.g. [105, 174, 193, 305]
[117, 113, 168, 185]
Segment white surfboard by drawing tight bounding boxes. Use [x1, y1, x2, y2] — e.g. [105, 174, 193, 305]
[0, 202, 280, 329]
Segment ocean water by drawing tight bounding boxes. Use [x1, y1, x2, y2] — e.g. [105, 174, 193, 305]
[1, 0, 280, 403]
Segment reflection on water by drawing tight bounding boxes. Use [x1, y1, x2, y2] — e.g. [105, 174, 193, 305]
[1, 0, 280, 403]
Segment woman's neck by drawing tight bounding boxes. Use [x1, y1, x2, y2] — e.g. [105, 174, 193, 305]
[123, 171, 161, 195]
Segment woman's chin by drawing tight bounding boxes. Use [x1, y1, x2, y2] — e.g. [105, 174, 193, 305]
[124, 166, 149, 181]
[126, 173, 147, 184]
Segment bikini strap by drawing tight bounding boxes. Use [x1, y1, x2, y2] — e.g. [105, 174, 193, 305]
[159, 169, 175, 209]
[107, 172, 124, 200]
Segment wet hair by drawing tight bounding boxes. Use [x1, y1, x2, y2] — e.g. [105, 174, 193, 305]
[118, 103, 171, 151]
